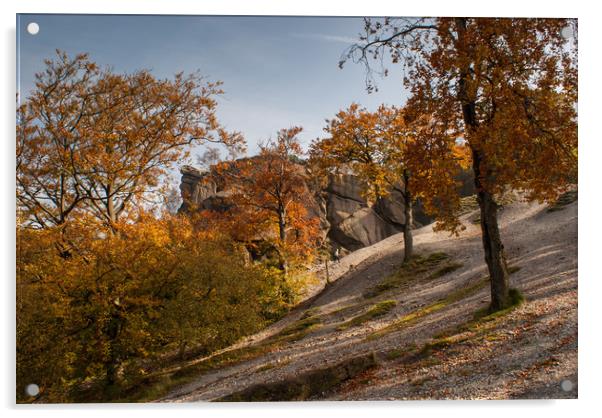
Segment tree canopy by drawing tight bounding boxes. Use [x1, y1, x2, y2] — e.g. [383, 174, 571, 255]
[341, 17, 577, 310]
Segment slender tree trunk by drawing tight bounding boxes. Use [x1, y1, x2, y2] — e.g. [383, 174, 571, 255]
[402, 172, 414, 263]
[456, 17, 511, 311]
[277, 207, 288, 275]
[277, 209, 286, 242]
[105, 308, 122, 386]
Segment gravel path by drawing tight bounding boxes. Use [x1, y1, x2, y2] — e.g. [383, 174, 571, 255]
[161, 196, 577, 401]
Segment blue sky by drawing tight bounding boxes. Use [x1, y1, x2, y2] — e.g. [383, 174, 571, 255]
[17, 14, 408, 161]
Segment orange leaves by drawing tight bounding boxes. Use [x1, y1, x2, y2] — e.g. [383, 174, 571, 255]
[310, 104, 407, 202]
[310, 103, 466, 234]
[17, 213, 277, 400]
[17, 51, 243, 230]
[352, 17, 577, 220]
[203, 127, 321, 269]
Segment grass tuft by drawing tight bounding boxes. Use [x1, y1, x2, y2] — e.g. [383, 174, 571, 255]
[365, 278, 489, 342]
[363, 252, 452, 299]
[337, 300, 397, 331]
[300, 307, 321, 320]
[547, 190, 577, 212]
[507, 265, 521, 274]
[272, 315, 322, 343]
[427, 262, 464, 280]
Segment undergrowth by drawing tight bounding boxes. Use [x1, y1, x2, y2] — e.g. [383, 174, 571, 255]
[547, 189, 577, 212]
[363, 252, 458, 299]
[337, 300, 397, 331]
[383, 287, 526, 367]
[117, 312, 324, 402]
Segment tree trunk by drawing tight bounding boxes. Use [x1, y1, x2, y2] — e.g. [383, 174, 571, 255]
[277, 207, 288, 274]
[278, 209, 286, 242]
[105, 304, 123, 386]
[472, 151, 511, 311]
[106, 183, 118, 234]
[402, 191, 414, 263]
[456, 17, 511, 312]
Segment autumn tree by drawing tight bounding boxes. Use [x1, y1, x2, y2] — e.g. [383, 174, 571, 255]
[215, 127, 321, 275]
[17, 213, 279, 401]
[310, 103, 466, 263]
[17, 50, 244, 232]
[341, 18, 577, 310]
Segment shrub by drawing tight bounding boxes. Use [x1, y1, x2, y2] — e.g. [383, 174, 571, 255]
[16, 213, 282, 402]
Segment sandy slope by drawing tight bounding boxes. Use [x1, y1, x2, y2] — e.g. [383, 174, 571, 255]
[161, 196, 577, 401]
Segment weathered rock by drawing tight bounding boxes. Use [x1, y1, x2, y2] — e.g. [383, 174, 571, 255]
[178, 163, 473, 252]
[325, 174, 365, 203]
[374, 190, 407, 227]
[329, 207, 403, 251]
[179, 165, 216, 212]
[326, 193, 366, 225]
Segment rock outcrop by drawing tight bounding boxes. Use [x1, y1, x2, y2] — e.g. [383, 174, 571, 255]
[178, 164, 473, 252]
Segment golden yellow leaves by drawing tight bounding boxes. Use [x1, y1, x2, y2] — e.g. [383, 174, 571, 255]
[17, 51, 243, 230]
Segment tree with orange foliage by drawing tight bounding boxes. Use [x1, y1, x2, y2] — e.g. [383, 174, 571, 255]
[17, 212, 277, 401]
[215, 127, 321, 275]
[341, 18, 577, 310]
[17, 50, 244, 232]
[310, 103, 466, 263]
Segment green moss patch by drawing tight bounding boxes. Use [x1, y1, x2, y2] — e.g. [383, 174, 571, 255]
[472, 288, 525, 320]
[427, 262, 464, 280]
[337, 300, 397, 331]
[365, 278, 489, 342]
[276, 315, 322, 339]
[363, 252, 452, 299]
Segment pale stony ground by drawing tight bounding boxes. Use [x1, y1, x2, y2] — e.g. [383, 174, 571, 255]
[160, 196, 577, 402]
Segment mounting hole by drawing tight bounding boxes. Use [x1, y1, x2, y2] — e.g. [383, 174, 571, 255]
[560, 379, 573, 392]
[561, 26, 572, 40]
[27, 22, 40, 35]
[25, 383, 39, 397]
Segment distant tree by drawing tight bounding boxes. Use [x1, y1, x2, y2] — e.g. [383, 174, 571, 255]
[197, 146, 222, 169]
[342, 17, 577, 310]
[17, 51, 244, 232]
[216, 127, 320, 274]
[310, 104, 466, 263]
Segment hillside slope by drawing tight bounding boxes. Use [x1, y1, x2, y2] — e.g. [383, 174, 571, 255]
[160, 195, 577, 401]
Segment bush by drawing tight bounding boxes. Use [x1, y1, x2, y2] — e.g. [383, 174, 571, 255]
[16, 213, 282, 402]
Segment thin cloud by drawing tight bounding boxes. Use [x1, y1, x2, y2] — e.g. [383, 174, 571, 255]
[290, 32, 358, 44]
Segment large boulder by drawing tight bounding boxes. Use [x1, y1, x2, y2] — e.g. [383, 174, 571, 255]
[326, 193, 366, 225]
[328, 207, 403, 251]
[178, 163, 474, 252]
[179, 165, 217, 212]
[325, 174, 365, 203]
[374, 189, 407, 227]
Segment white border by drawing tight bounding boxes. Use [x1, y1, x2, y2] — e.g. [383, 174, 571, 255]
[2, 1, 599, 417]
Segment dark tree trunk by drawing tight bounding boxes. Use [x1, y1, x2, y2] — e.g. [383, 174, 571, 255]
[456, 17, 511, 311]
[402, 182, 414, 263]
[277, 207, 288, 274]
[472, 150, 511, 311]
[278, 209, 286, 242]
[105, 305, 123, 386]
